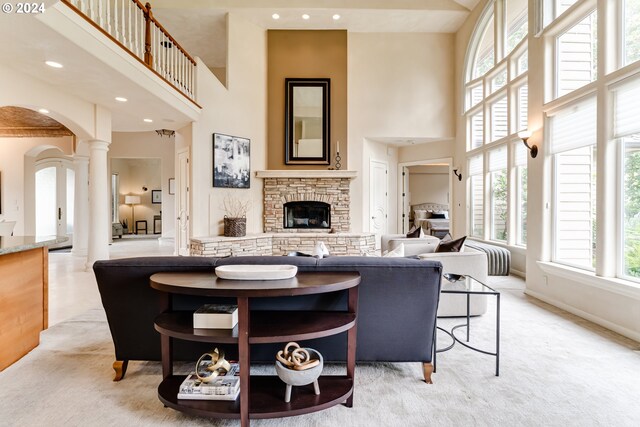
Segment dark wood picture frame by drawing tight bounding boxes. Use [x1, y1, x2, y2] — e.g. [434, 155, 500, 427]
[152, 190, 162, 204]
[213, 133, 251, 189]
[285, 78, 330, 165]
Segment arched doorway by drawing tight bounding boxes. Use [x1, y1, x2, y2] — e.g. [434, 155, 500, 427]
[35, 157, 74, 247]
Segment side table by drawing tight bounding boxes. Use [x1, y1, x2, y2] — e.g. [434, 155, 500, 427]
[150, 271, 360, 427]
[433, 274, 500, 376]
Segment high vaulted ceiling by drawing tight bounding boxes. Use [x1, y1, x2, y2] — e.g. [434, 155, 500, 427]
[152, 0, 479, 68]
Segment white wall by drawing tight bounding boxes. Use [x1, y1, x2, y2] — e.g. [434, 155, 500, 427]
[408, 165, 449, 206]
[348, 33, 456, 232]
[0, 137, 73, 235]
[109, 132, 176, 240]
[190, 14, 267, 237]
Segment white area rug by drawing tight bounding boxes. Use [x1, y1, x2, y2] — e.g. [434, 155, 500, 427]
[1, 277, 640, 426]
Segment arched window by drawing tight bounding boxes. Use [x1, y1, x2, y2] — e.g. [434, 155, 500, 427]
[463, 0, 528, 245]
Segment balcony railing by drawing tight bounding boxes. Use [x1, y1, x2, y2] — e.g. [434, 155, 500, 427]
[62, 0, 197, 103]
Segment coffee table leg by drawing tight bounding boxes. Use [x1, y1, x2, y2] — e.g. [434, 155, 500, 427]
[496, 293, 500, 376]
[238, 297, 250, 426]
[466, 294, 470, 342]
[346, 287, 358, 407]
[161, 334, 172, 379]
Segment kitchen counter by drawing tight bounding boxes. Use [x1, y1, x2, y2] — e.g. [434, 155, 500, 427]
[0, 235, 67, 371]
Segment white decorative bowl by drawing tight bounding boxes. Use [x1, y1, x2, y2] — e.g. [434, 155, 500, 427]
[275, 348, 324, 387]
[214, 264, 298, 281]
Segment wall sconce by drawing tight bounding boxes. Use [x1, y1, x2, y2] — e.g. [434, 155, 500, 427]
[155, 129, 175, 137]
[142, 186, 148, 192]
[453, 168, 462, 181]
[518, 130, 538, 158]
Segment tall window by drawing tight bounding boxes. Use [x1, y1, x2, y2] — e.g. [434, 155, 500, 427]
[624, 0, 640, 66]
[555, 10, 597, 99]
[515, 144, 528, 245]
[549, 97, 597, 269]
[464, 0, 528, 245]
[469, 155, 484, 238]
[613, 78, 640, 280]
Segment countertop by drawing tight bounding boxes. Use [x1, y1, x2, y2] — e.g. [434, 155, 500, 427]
[0, 235, 68, 256]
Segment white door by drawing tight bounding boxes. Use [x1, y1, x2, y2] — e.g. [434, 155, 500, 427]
[35, 159, 74, 248]
[177, 148, 190, 256]
[369, 160, 388, 247]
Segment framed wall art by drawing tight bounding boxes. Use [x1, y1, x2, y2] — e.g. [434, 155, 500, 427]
[152, 190, 162, 204]
[213, 133, 250, 189]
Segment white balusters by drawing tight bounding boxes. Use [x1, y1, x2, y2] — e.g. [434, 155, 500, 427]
[63, 0, 196, 100]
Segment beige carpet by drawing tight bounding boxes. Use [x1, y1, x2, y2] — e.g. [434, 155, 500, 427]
[1, 277, 640, 426]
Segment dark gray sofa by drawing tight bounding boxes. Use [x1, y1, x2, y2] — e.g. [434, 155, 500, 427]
[93, 255, 442, 383]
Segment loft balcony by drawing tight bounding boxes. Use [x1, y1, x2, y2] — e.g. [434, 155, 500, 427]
[62, 0, 196, 103]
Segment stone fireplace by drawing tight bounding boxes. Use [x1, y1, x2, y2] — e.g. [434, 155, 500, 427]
[256, 170, 356, 233]
[190, 171, 375, 257]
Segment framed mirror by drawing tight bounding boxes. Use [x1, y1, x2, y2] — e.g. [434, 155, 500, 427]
[285, 78, 330, 165]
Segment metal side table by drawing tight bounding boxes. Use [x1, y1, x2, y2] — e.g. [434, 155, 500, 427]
[433, 274, 500, 376]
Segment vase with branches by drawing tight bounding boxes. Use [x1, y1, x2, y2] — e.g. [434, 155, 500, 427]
[222, 194, 251, 237]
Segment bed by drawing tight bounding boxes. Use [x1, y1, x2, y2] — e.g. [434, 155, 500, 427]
[411, 202, 449, 237]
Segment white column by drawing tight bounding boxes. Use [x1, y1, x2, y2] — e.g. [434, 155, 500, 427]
[86, 140, 110, 269]
[71, 154, 89, 257]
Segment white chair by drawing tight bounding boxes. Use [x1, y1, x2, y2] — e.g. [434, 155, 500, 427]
[381, 234, 440, 256]
[0, 221, 17, 236]
[419, 247, 489, 317]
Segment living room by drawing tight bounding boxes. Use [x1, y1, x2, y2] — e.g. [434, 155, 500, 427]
[1, 0, 640, 425]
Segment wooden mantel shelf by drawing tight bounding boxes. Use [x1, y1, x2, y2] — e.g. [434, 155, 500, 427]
[255, 170, 357, 179]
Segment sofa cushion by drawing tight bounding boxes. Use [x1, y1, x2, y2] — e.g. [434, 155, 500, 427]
[384, 243, 404, 257]
[406, 227, 421, 238]
[435, 236, 466, 253]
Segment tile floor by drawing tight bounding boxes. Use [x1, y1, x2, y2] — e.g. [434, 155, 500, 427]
[48, 237, 174, 326]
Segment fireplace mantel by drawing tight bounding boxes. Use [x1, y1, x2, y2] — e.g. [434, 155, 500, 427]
[255, 170, 357, 179]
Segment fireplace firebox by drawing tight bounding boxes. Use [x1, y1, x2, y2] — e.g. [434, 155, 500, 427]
[284, 201, 331, 229]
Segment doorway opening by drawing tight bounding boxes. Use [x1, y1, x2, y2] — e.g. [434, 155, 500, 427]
[399, 158, 453, 237]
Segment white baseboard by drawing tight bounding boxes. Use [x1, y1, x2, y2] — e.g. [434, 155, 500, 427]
[525, 289, 640, 343]
[510, 268, 525, 278]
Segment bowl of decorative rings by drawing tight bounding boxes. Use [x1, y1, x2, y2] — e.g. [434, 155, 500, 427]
[275, 342, 323, 402]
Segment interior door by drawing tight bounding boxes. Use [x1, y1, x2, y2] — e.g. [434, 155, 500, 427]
[35, 159, 74, 248]
[177, 148, 190, 256]
[369, 160, 388, 248]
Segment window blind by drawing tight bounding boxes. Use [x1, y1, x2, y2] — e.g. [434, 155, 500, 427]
[515, 142, 528, 166]
[613, 77, 640, 138]
[468, 154, 483, 176]
[549, 96, 596, 154]
[489, 146, 507, 171]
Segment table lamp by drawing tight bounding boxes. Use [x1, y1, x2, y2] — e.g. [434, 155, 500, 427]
[124, 195, 141, 234]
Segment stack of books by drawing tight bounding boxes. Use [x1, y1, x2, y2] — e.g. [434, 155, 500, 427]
[193, 304, 238, 329]
[177, 363, 240, 400]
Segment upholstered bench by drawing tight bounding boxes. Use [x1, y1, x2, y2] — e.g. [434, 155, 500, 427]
[465, 240, 510, 276]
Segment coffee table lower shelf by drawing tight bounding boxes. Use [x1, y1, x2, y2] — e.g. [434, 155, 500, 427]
[158, 375, 353, 420]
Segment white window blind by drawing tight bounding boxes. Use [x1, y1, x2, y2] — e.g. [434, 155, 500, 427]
[613, 77, 640, 138]
[515, 142, 528, 166]
[489, 146, 507, 171]
[549, 97, 597, 154]
[468, 155, 483, 176]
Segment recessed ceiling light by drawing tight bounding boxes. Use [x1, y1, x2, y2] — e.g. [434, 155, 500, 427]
[143, 118, 153, 123]
[45, 61, 63, 68]
[115, 97, 128, 102]
[272, 13, 280, 20]
[302, 14, 310, 20]
[38, 108, 49, 114]
[333, 14, 341, 20]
